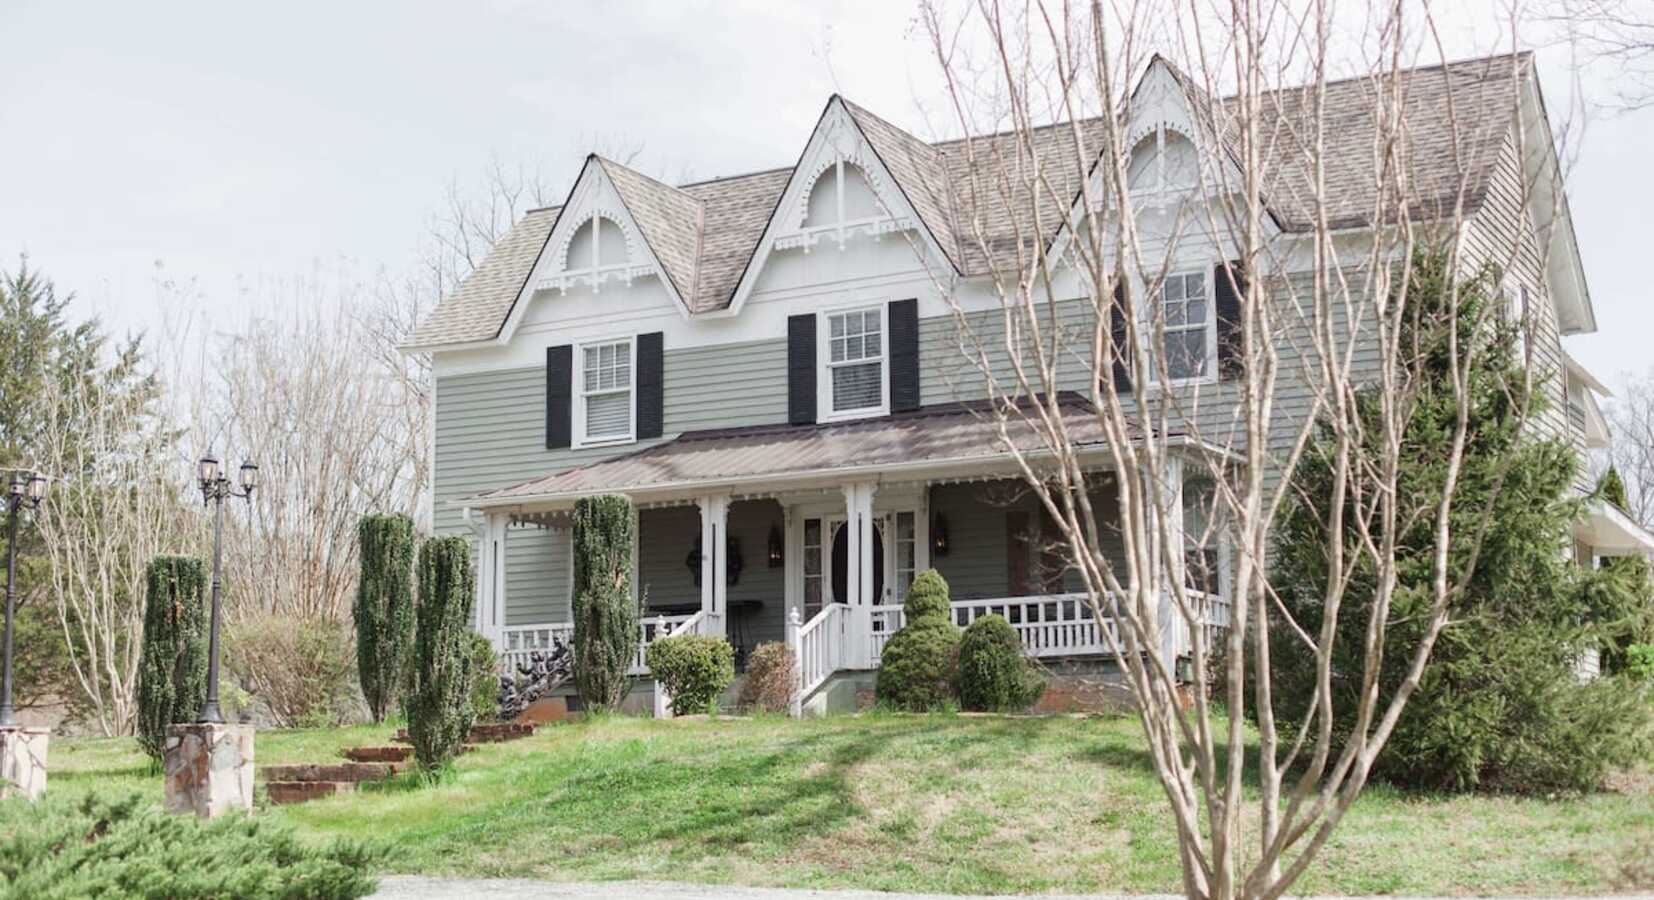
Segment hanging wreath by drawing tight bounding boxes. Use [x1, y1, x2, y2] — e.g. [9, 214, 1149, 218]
[685, 536, 743, 588]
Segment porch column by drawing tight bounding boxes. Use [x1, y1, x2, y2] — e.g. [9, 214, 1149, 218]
[842, 482, 877, 667]
[494, 515, 509, 644]
[1158, 455, 1186, 673]
[697, 494, 730, 637]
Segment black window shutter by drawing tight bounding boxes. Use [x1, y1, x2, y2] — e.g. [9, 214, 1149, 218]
[636, 332, 664, 439]
[545, 344, 573, 449]
[1214, 260, 1246, 381]
[787, 314, 817, 425]
[1110, 280, 1133, 394]
[888, 298, 920, 413]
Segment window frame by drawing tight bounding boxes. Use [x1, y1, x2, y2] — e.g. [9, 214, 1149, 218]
[817, 302, 890, 421]
[1146, 269, 1219, 387]
[1503, 280, 1532, 363]
[572, 335, 636, 448]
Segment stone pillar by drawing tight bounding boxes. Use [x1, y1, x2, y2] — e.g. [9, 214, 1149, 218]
[0, 726, 48, 801]
[163, 723, 254, 818]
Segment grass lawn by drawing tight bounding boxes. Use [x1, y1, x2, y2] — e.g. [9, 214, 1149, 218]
[48, 713, 1653, 895]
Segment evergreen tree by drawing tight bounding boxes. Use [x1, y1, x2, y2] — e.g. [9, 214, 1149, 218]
[354, 514, 415, 722]
[135, 557, 208, 762]
[571, 495, 637, 711]
[1268, 249, 1652, 792]
[1590, 468, 1654, 676]
[407, 536, 476, 770]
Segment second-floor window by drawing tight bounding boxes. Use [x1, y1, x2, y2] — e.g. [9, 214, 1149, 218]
[1155, 271, 1213, 382]
[822, 306, 887, 418]
[577, 338, 633, 445]
[1504, 282, 1532, 362]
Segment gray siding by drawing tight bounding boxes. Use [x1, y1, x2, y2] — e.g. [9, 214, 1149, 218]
[636, 500, 786, 655]
[930, 480, 1126, 600]
[436, 338, 787, 624]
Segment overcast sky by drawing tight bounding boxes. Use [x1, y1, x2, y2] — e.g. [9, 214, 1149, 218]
[3, 1, 1649, 391]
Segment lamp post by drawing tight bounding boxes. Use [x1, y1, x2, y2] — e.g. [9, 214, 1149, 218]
[1, 472, 48, 728]
[194, 453, 257, 725]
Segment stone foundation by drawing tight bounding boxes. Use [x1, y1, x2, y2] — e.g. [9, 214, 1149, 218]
[0, 726, 49, 801]
[163, 723, 254, 818]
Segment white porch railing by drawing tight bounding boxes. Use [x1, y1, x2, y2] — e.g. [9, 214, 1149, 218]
[795, 603, 851, 699]
[498, 612, 697, 677]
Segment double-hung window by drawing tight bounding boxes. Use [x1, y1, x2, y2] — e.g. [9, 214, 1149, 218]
[822, 306, 887, 418]
[1503, 281, 1532, 362]
[1154, 271, 1213, 383]
[576, 338, 634, 446]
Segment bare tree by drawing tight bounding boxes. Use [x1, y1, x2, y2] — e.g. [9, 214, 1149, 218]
[1601, 369, 1654, 526]
[914, 2, 1550, 896]
[1550, 0, 1654, 108]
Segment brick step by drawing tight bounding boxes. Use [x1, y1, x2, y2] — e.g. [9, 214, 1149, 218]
[393, 723, 535, 744]
[260, 762, 404, 783]
[266, 781, 353, 805]
[342, 745, 412, 763]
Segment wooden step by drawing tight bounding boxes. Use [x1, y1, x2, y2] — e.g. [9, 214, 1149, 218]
[260, 762, 404, 783]
[342, 745, 412, 763]
[393, 723, 535, 744]
[266, 781, 353, 805]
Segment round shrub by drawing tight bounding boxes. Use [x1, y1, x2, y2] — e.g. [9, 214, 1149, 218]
[876, 617, 960, 711]
[646, 634, 735, 716]
[957, 614, 1047, 712]
[737, 641, 797, 713]
[904, 569, 952, 621]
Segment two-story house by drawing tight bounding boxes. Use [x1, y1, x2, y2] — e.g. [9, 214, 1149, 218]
[406, 52, 1648, 713]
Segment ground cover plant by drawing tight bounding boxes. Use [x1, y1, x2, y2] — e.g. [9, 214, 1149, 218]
[46, 715, 1653, 895]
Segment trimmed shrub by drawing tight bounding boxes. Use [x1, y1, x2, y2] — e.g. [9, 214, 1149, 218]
[647, 634, 735, 716]
[738, 641, 797, 713]
[0, 792, 379, 898]
[407, 535, 476, 771]
[354, 514, 415, 723]
[467, 632, 499, 722]
[1627, 644, 1654, 685]
[229, 615, 357, 729]
[904, 569, 951, 621]
[958, 614, 1046, 712]
[571, 495, 638, 712]
[877, 620, 961, 712]
[135, 556, 208, 762]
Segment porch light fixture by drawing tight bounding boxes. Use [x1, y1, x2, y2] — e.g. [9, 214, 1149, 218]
[931, 514, 950, 557]
[195, 449, 257, 725]
[767, 525, 784, 568]
[2, 471, 49, 727]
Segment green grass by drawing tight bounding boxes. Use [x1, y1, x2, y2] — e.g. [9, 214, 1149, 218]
[46, 714, 1653, 895]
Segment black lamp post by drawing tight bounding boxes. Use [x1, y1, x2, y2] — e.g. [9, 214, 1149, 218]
[195, 453, 257, 725]
[1, 472, 48, 728]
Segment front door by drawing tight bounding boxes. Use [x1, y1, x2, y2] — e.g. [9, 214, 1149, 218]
[801, 515, 889, 621]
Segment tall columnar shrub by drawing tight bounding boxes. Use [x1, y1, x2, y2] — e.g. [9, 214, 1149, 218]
[958, 614, 1046, 712]
[1267, 251, 1653, 792]
[407, 536, 476, 771]
[135, 556, 208, 762]
[571, 495, 638, 711]
[353, 514, 415, 723]
[876, 569, 961, 711]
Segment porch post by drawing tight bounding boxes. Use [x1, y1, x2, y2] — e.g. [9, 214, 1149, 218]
[469, 510, 492, 642]
[1159, 455, 1186, 674]
[785, 607, 803, 718]
[494, 515, 509, 645]
[698, 494, 730, 637]
[842, 482, 877, 667]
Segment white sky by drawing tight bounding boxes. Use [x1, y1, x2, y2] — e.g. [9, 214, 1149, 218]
[2, 1, 1649, 391]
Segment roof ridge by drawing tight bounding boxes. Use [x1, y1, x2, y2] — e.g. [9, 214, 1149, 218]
[593, 154, 703, 202]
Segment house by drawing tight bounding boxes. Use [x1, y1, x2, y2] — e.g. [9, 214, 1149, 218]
[405, 52, 1649, 713]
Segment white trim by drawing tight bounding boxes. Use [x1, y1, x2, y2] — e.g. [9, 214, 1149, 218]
[1144, 269, 1219, 388]
[572, 334, 637, 449]
[817, 301, 890, 422]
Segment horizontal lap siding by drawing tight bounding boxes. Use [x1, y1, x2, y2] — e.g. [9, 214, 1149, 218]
[636, 500, 786, 653]
[929, 481, 1127, 600]
[436, 338, 788, 626]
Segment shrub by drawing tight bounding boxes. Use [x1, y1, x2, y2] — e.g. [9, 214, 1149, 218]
[877, 618, 961, 711]
[135, 557, 208, 762]
[905, 569, 952, 621]
[407, 535, 476, 770]
[467, 633, 499, 722]
[647, 634, 735, 716]
[229, 614, 357, 729]
[354, 513, 415, 723]
[571, 495, 638, 711]
[1627, 644, 1654, 685]
[957, 614, 1046, 712]
[0, 792, 379, 898]
[738, 641, 796, 713]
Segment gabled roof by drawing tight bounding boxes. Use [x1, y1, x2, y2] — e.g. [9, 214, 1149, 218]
[408, 53, 1537, 349]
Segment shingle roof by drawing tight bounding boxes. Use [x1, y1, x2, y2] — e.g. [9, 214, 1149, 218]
[409, 53, 1528, 348]
[467, 395, 1130, 506]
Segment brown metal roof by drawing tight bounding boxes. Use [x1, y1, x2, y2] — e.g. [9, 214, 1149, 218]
[466, 395, 1147, 508]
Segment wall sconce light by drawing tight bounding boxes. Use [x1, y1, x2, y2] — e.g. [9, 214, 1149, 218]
[931, 514, 950, 557]
[767, 524, 784, 567]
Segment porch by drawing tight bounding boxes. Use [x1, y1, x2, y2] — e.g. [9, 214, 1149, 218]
[466, 398, 1234, 713]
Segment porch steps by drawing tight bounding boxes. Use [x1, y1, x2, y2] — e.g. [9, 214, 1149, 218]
[391, 722, 537, 744]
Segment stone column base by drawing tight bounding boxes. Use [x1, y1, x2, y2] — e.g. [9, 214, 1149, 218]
[0, 726, 49, 801]
[163, 723, 254, 818]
